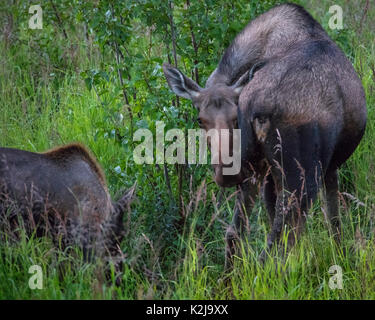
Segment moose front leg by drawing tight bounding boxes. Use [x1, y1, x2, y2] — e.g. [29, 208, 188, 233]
[324, 169, 341, 243]
[265, 189, 306, 253]
[259, 189, 308, 264]
[225, 178, 258, 269]
[261, 166, 320, 262]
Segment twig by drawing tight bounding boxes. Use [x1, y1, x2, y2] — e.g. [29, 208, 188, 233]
[186, 0, 199, 84]
[359, 0, 370, 34]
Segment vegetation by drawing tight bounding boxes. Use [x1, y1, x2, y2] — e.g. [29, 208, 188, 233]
[0, 0, 374, 299]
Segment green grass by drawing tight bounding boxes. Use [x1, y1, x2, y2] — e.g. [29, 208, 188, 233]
[0, 0, 375, 299]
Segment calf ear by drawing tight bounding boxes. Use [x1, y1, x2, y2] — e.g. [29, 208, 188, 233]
[163, 63, 202, 100]
[116, 182, 137, 216]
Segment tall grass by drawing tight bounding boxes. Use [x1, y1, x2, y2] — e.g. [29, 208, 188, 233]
[0, 0, 375, 299]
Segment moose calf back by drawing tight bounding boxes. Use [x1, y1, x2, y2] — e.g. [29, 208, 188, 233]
[0, 143, 131, 261]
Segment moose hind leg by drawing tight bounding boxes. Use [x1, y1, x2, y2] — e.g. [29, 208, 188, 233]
[263, 174, 277, 227]
[324, 169, 341, 243]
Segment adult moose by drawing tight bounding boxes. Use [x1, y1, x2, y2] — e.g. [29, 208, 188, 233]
[163, 3, 366, 265]
[0, 143, 135, 271]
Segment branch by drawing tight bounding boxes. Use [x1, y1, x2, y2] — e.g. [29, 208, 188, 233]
[168, 1, 180, 107]
[50, 0, 68, 39]
[114, 41, 134, 136]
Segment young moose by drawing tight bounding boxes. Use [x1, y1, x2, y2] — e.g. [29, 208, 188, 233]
[0, 143, 135, 266]
[163, 3, 366, 265]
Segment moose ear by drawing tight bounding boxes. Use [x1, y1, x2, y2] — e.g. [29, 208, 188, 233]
[232, 61, 267, 95]
[162, 63, 202, 100]
[231, 71, 250, 95]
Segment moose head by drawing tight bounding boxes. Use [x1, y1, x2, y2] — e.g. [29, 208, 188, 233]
[163, 64, 251, 187]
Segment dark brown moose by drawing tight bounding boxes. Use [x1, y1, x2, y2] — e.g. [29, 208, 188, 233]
[0, 143, 135, 268]
[163, 3, 367, 265]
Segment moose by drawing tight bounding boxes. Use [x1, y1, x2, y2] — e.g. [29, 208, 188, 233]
[163, 3, 367, 265]
[0, 143, 135, 272]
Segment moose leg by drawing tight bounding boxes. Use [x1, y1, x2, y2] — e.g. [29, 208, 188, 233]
[262, 173, 318, 261]
[261, 124, 322, 261]
[324, 169, 341, 243]
[263, 174, 277, 227]
[225, 179, 258, 269]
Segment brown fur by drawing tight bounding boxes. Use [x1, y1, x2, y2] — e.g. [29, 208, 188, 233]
[163, 3, 367, 267]
[43, 143, 107, 187]
[0, 143, 135, 282]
